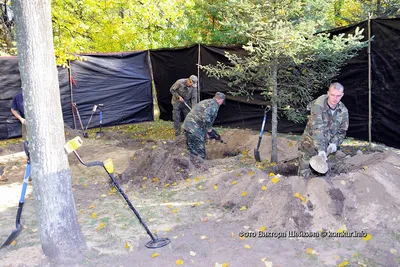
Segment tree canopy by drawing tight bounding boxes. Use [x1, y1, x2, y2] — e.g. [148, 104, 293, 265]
[1, 0, 399, 62]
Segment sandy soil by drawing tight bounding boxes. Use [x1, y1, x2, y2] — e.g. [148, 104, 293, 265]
[1, 127, 400, 267]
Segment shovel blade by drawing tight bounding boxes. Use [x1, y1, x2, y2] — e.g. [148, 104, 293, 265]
[309, 155, 328, 174]
[254, 149, 261, 162]
[0, 224, 22, 249]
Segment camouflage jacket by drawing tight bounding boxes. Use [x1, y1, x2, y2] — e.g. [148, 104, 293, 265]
[300, 94, 349, 152]
[183, 99, 220, 137]
[170, 78, 198, 107]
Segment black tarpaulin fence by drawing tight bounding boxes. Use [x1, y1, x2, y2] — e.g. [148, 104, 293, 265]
[149, 45, 198, 121]
[0, 51, 154, 139]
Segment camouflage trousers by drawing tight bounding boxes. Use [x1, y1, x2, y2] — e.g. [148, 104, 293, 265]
[297, 140, 318, 177]
[173, 103, 190, 136]
[184, 130, 206, 159]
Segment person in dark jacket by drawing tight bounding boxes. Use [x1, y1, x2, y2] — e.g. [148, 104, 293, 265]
[183, 92, 225, 159]
[11, 92, 27, 140]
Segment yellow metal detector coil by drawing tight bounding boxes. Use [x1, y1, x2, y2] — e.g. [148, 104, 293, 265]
[64, 136, 83, 154]
[103, 158, 114, 174]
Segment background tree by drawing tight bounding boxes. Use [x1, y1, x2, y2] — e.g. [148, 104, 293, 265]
[13, 0, 87, 263]
[0, 0, 15, 55]
[200, 0, 368, 163]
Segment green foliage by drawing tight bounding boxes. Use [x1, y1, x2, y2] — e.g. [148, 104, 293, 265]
[200, 1, 369, 123]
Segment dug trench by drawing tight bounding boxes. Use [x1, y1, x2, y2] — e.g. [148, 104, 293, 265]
[1, 128, 400, 266]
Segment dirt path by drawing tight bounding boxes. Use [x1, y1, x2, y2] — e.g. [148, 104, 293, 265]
[1, 129, 400, 266]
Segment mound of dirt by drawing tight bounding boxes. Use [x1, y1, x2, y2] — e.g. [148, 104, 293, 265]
[119, 136, 206, 186]
[203, 150, 400, 236]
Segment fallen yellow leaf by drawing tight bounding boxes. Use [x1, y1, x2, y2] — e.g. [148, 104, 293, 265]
[89, 204, 95, 209]
[142, 185, 146, 189]
[195, 177, 200, 181]
[172, 182, 177, 186]
[260, 226, 266, 231]
[363, 234, 372, 241]
[248, 171, 254, 175]
[152, 145, 157, 149]
[165, 228, 171, 232]
[269, 172, 275, 177]
[10, 240, 16, 246]
[152, 177, 159, 182]
[165, 183, 170, 187]
[271, 177, 280, 184]
[261, 185, 267, 191]
[232, 180, 237, 185]
[289, 141, 294, 147]
[91, 213, 97, 219]
[125, 242, 130, 249]
[176, 259, 184, 265]
[214, 185, 218, 190]
[240, 206, 247, 211]
[337, 261, 349, 267]
[306, 248, 317, 255]
[152, 253, 159, 258]
[231, 232, 234, 238]
[194, 202, 199, 207]
[142, 176, 147, 180]
[244, 244, 251, 249]
[186, 178, 191, 182]
[222, 263, 230, 267]
[242, 191, 247, 197]
[97, 222, 106, 230]
[172, 208, 178, 213]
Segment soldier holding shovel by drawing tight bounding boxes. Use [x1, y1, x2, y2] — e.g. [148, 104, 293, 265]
[170, 75, 198, 136]
[298, 82, 349, 177]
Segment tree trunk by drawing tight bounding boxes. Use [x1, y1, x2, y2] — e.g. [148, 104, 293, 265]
[13, 0, 87, 264]
[271, 62, 278, 163]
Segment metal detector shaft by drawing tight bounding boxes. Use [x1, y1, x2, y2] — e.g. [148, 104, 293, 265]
[72, 151, 158, 242]
[84, 105, 97, 132]
[105, 170, 157, 241]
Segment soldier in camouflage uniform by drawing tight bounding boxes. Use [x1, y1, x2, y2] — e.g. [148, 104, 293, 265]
[298, 82, 349, 177]
[170, 75, 198, 136]
[183, 92, 225, 159]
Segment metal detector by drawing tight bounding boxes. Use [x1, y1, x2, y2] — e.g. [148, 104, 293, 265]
[96, 104, 104, 138]
[64, 137, 170, 249]
[83, 105, 98, 138]
[1, 141, 31, 249]
[254, 105, 271, 162]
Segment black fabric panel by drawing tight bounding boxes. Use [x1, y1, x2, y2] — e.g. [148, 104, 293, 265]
[58, 66, 72, 128]
[369, 19, 400, 148]
[0, 56, 22, 138]
[200, 45, 306, 133]
[327, 21, 370, 141]
[69, 51, 153, 129]
[150, 45, 198, 121]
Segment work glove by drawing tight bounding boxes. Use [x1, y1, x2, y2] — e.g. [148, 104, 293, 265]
[207, 129, 221, 141]
[327, 143, 337, 154]
[318, 151, 327, 161]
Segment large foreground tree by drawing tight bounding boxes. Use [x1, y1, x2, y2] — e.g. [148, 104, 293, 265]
[201, 1, 368, 163]
[13, 0, 86, 263]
